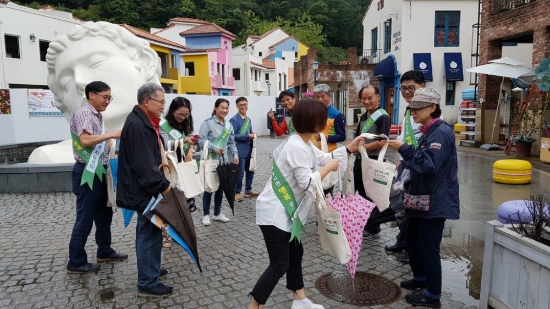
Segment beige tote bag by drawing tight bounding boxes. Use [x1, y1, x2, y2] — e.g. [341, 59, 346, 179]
[198, 141, 219, 193]
[249, 135, 257, 172]
[358, 133, 395, 211]
[319, 134, 339, 190]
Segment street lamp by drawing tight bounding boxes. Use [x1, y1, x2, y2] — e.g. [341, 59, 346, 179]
[266, 80, 271, 96]
[312, 60, 319, 86]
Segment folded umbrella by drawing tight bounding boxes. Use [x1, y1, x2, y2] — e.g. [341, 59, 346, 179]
[216, 158, 239, 215]
[110, 156, 135, 227]
[152, 188, 202, 272]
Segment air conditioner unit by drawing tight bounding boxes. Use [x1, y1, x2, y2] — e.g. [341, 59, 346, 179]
[359, 56, 375, 64]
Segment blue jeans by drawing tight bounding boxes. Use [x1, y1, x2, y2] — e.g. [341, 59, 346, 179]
[68, 163, 114, 267]
[203, 188, 223, 216]
[136, 211, 162, 288]
[407, 217, 445, 298]
[236, 155, 254, 194]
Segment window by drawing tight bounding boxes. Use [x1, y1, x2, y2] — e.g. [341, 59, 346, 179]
[295, 52, 298, 59]
[435, 11, 460, 47]
[265, 73, 269, 81]
[384, 20, 391, 53]
[171, 54, 177, 68]
[371, 28, 378, 56]
[5, 35, 20, 59]
[156, 51, 169, 78]
[211, 62, 214, 75]
[39, 40, 50, 62]
[445, 81, 456, 105]
[184, 62, 195, 76]
[259, 52, 263, 57]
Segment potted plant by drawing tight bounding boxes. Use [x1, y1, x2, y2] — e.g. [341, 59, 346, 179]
[479, 194, 550, 309]
[510, 107, 539, 157]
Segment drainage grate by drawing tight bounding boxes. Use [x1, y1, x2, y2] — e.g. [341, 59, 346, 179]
[315, 272, 401, 306]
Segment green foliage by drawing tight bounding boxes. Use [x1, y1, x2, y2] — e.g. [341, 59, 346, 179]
[18, 0, 369, 49]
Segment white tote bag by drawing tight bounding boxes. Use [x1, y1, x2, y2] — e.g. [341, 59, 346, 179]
[342, 153, 356, 195]
[319, 134, 339, 190]
[199, 141, 220, 193]
[358, 133, 395, 211]
[249, 135, 257, 172]
[175, 142, 203, 198]
[106, 141, 117, 207]
[313, 172, 352, 264]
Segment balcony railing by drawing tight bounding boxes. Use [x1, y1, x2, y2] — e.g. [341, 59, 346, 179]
[492, 0, 536, 14]
[357, 49, 382, 65]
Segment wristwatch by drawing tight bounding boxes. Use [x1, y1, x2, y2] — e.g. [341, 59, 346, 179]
[345, 146, 352, 154]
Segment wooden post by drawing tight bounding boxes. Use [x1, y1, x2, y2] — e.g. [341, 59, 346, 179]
[479, 220, 505, 309]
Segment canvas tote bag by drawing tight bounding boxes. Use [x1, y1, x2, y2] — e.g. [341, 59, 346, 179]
[358, 133, 395, 211]
[313, 172, 352, 264]
[319, 134, 339, 190]
[175, 142, 203, 198]
[342, 153, 356, 195]
[199, 141, 219, 193]
[249, 135, 257, 172]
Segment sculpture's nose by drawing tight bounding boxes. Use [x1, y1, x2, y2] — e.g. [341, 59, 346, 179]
[73, 65, 93, 96]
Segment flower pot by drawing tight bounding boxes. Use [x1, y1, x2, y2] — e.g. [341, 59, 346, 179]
[515, 141, 532, 157]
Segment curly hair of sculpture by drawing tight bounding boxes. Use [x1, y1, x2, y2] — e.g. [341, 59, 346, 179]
[46, 21, 161, 129]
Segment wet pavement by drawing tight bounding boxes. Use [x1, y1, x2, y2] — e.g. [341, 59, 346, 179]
[1, 135, 549, 308]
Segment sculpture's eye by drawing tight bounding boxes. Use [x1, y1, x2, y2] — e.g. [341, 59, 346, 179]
[89, 54, 107, 68]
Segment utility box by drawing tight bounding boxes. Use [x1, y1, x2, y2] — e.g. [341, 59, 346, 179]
[541, 137, 550, 163]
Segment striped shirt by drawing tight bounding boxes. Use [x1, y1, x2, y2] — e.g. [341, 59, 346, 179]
[70, 102, 109, 165]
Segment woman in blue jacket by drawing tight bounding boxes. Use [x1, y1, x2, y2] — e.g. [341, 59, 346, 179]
[388, 88, 459, 308]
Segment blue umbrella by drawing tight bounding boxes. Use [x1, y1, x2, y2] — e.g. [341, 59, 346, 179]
[110, 156, 135, 227]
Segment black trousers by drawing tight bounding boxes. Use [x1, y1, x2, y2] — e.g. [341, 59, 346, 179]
[250, 225, 304, 304]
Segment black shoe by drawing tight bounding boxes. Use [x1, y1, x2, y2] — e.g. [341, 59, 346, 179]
[97, 252, 128, 262]
[67, 262, 101, 274]
[385, 244, 407, 252]
[400, 258, 410, 264]
[137, 282, 173, 298]
[160, 268, 168, 278]
[405, 292, 441, 308]
[400, 279, 427, 290]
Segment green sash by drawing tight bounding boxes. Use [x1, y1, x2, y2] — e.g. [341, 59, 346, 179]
[159, 118, 184, 141]
[288, 118, 296, 135]
[236, 118, 250, 144]
[210, 120, 231, 158]
[361, 108, 388, 133]
[272, 149, 305, 243]
[403, 110, 419, 148]
[71, 130, 107, 189]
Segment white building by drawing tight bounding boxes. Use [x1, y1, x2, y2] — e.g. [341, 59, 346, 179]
[232, 28, 308, 96]
[0, 1, 81, 88]
[151, 17, 209, 47]
[362, 0, 478, 124]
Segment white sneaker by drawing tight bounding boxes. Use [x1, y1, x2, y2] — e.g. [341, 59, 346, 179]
[291, 300, 324, 309]
[202, 215, 211, 226]
[212, 214, 230, 223]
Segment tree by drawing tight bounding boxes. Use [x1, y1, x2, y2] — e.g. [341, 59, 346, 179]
[180, 0, 196, 15]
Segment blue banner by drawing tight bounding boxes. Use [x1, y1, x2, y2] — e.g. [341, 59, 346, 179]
[413, 53, 433, 82]
[444, 53, 464, 81]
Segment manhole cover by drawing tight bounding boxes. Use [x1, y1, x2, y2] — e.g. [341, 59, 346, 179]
[315, 272, 401, 306]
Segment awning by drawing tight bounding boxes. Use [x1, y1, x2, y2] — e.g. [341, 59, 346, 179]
[413, 53, 433, 82]
[374, 56, 395, 78]
[444, 52, 464, 81]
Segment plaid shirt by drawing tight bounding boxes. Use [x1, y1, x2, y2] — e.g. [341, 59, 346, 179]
[70, 102, 109, 165]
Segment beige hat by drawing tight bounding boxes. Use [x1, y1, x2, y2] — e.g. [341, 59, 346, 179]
[409, 88, 441, 109]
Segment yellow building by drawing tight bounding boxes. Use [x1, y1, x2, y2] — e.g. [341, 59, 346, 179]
[120, 24, 187, 93]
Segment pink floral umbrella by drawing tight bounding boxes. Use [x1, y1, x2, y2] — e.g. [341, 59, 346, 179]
[326, 191, 376, 279]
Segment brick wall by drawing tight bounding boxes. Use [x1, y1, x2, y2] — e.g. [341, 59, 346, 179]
[294, 48, 377, 108]
[479, 0, 550, 109]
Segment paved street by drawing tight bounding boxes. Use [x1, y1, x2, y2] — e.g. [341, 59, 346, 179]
[1, 135, 549, 309]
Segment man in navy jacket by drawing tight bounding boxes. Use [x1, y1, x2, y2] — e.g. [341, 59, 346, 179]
[230, 97, 258, 201]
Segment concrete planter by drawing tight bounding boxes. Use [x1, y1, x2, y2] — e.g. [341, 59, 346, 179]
[480, 220, 550, 309]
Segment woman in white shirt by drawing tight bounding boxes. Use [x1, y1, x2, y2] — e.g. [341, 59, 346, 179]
[248, 99, 364, 309]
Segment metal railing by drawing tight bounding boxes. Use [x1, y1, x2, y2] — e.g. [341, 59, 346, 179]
[492, 0, 536, 14]
[357, 49, 382, 64]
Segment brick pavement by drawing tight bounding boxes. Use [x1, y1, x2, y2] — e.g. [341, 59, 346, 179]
[0, 136, 478, 309]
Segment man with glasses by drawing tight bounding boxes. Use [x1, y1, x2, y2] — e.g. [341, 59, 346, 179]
[230, 97, 258, 202]
[117, 82, 174, 297]
[67, 81, 127, 274]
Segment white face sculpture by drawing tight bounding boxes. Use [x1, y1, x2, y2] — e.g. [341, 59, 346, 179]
[47, 22, 161, 130]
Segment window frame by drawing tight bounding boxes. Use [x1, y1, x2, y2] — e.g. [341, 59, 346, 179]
[371, 27, 378, 56]
[384, 20, 392, 54]
[434, 11, 460, 47]
[184, 62, 195, 76]
[445, 81, 456, 105]
[5, 34, 21, 59]
[39, 40, 50, 62]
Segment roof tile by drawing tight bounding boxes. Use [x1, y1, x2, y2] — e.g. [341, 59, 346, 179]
[119, 24, 187, 50]
[179, 23, 236, 38]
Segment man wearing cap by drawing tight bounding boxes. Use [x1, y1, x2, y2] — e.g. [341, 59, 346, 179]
[388, 88, 459, 308]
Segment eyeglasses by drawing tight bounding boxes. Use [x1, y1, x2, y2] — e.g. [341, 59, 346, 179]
[175, 112, 190, 118]
[93, 92, 113, 102]
[400, 85, 418, 92]
[148, 97, 166, 105]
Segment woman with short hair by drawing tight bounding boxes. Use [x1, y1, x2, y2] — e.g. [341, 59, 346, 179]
[248, 99, 364, 309]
